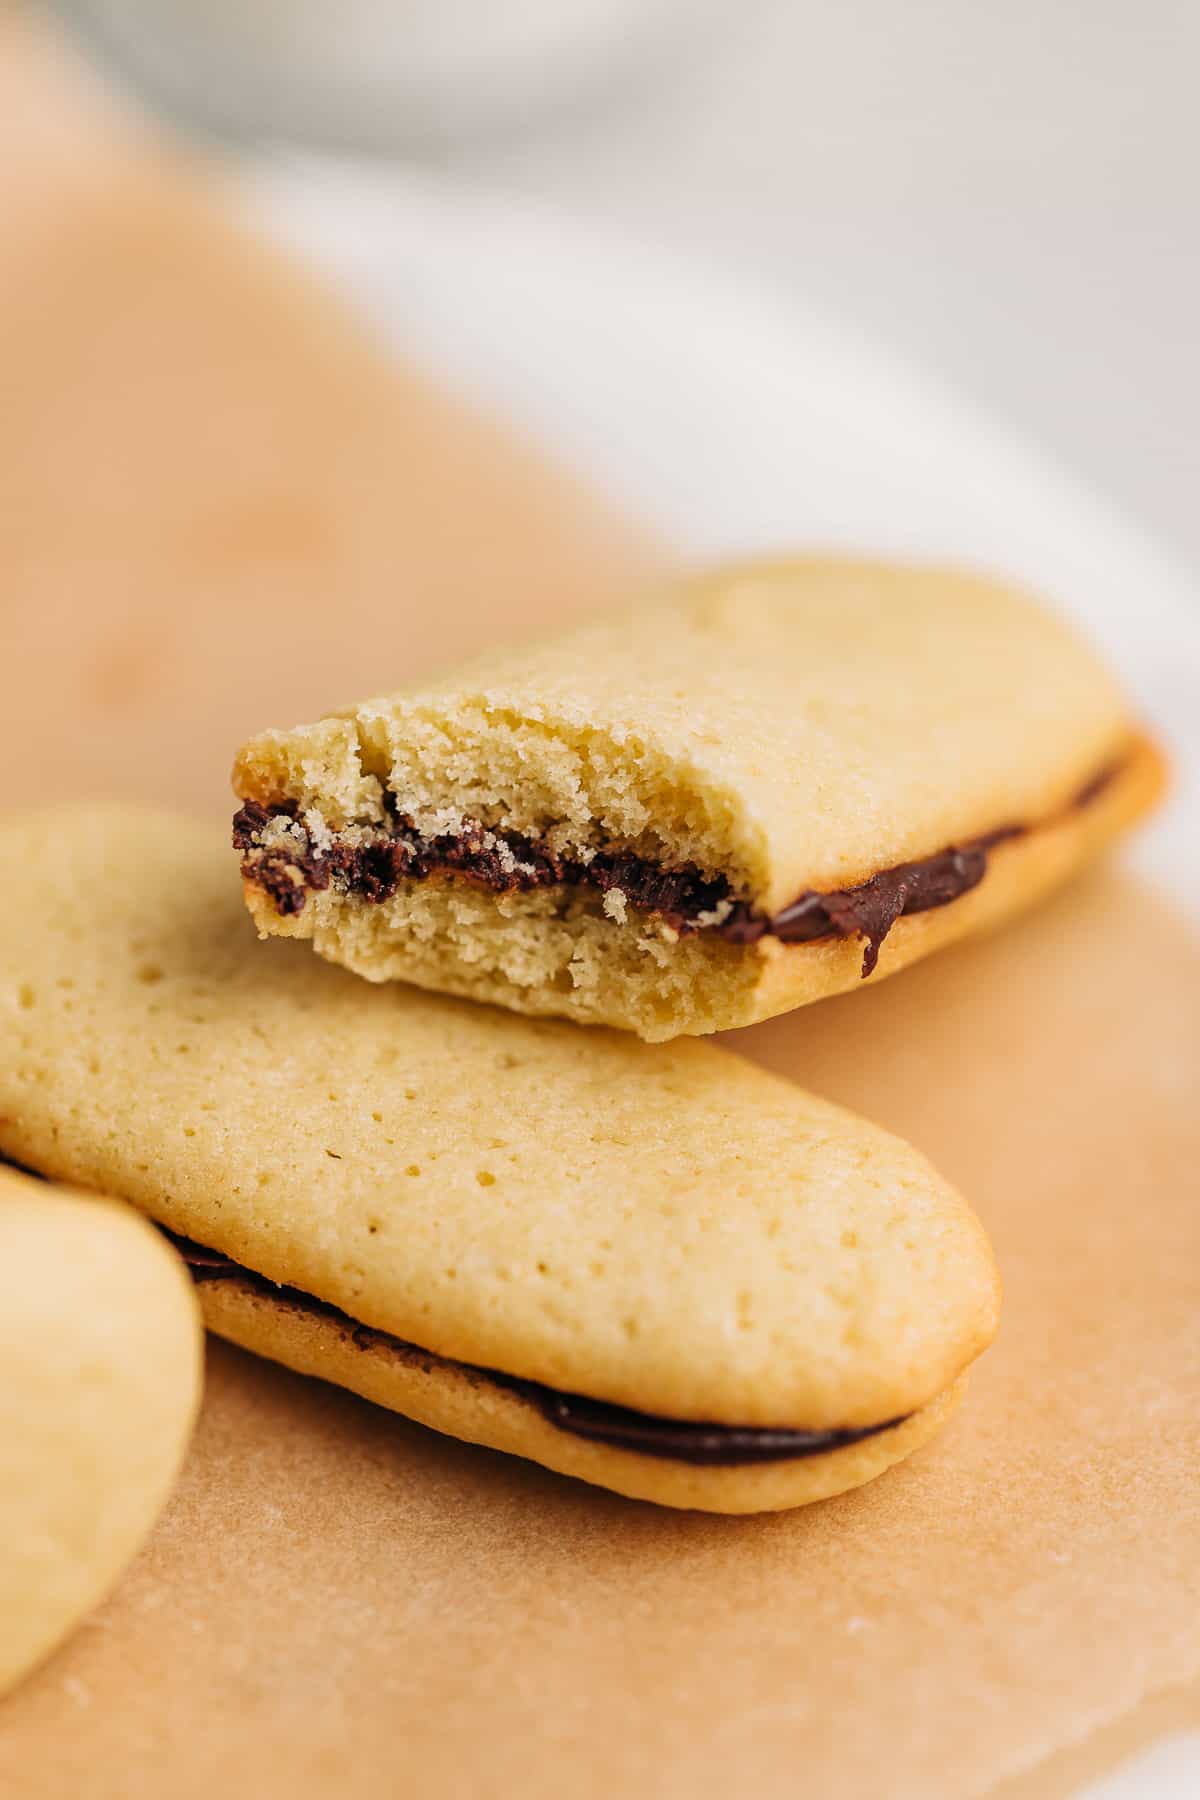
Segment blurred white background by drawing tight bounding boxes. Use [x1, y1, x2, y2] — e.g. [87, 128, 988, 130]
[452, 1, 1198, 581]
[52, 0, 1199, 577]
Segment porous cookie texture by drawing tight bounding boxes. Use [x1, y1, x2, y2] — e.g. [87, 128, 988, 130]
[232, 556, 1162, 1040]
[0, 1168, 202, 1695]
[1, 809, 998, 1512]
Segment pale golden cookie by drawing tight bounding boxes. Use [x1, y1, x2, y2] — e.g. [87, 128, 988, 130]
[0, 808, 998, 1512]
[196, 1275, 969, 1513]
[0, 1168, 202, 1696]
[232, 556, 1163, 1040]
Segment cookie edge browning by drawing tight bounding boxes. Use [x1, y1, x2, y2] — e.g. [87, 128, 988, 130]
[197, 1275, 968, 1514]
[740, 730, 1166, 1035]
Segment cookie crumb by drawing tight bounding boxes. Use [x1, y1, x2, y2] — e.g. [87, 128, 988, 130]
[602, 888, 629, 926]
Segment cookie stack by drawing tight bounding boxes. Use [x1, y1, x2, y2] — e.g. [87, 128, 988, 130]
[0, 558, 1161, 1553]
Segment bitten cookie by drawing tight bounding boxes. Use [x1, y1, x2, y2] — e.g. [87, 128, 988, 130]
[0, 808, 999, 1513]
[232, 556, 1164, 1040]
[0, 1167, 202, 1697]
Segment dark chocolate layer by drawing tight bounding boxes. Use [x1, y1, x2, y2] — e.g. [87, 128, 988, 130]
[233, 802, 733, 931]
[0, 1153, 905, 1464]
[170, 1234, 904, 1468]
[234, 757, 1119, 978]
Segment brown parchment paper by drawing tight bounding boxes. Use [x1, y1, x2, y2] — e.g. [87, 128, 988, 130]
[0, 16, 658, 819]
[0, 17, 1197, 1800]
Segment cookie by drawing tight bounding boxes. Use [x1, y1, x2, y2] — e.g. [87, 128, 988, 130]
[231, 556, 1164, 1040]
[0, 808, 999, 1514]
[0, 1166, 202, 1696]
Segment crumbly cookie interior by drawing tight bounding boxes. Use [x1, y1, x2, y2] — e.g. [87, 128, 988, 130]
[236, 705, 767, 1037]
[253, 875, 762, 1040]
[363, 703, 753, 884]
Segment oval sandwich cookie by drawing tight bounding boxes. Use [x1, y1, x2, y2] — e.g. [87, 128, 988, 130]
[232, 556, 1164, 1040]
[0, 1167, 202, 1696]
[1, 809, 998, 1513]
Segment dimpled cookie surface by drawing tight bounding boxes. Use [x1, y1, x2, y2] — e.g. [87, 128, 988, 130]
[0, 808, 998, 1437]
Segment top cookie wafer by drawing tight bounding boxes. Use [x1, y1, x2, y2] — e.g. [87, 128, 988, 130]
[233, 556, 1164, 1040]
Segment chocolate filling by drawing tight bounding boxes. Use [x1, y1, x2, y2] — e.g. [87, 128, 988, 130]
[169, 1234, 905, 1467]
[234, 758, 1120, 978]
[0, 1153, 905, 1464]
